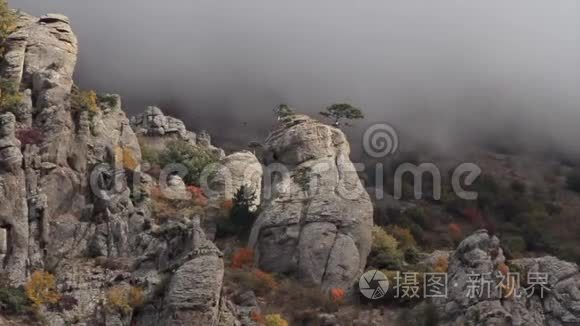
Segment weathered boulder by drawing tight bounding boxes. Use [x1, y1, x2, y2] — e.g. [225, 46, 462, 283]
[2, 13, 77, 110]
[208, 150, 263, 209]
[130, 106, 195, 148]
[435, 229, 512, 325]
[435, 230, 580, 326]
[249, 114, 373, 290]
[0, 113, 28, 285]
[159, 251, 224, 325]
[131, 221, 227, 326]
[0, 113, 23, 171]
[131, 106, 225, 160]
[510, 256, 580, 325]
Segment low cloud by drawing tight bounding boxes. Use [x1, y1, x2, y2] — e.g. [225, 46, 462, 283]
[11, 0, 580, 156]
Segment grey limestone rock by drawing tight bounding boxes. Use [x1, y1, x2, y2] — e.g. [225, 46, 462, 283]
[249, 114, 373, 290]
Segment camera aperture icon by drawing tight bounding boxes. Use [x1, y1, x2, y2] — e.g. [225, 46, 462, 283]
[359, 269, 389, 300]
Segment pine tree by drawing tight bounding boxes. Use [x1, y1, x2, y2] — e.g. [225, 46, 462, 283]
[230, 185, 258, 237]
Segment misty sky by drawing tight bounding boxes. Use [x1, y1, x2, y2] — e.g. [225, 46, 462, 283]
[9, 0, 580, 155]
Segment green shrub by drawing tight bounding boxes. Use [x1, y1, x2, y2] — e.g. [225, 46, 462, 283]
[372, 226, 400, 255]
[0, 0, 16, 56]
[473, 174, 500, 210]
[510, 180, 526, 194]
[0, 81, 23, 114]
[404, 246, 421, 264]
[275, 104, 295, 118]
[503, 236, 526, 257]
[387, 225, 417, 249]
[409, 223, 425, 245]
[97, 94, 119, 109]
[229, 185, 258, 239]
[157, 140, 219, 185]
[403, 207, 429, 230]
[71, 89, 98, 113]
[140, 142, 160, 164]
[545, 202, 562, 216]
[514, 211, 551, 251]
[567, 173, 580, 193]
[368, 226, 403, 269]
[0, 286, 31, 314]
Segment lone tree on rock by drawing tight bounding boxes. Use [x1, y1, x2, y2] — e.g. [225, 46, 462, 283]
[274, 104, 295, 120]
[320, 103, 364, 127]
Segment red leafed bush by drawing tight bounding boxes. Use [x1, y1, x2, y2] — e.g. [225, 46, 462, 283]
[448, 223, 463, 242]
[329, 288, 345, 303]
[251, 310, 265, 324]
[231, 247, 254, 269]
[16, 128, 44, 145]
[187, 185, 208, 207]
[497, 262, 509, 276]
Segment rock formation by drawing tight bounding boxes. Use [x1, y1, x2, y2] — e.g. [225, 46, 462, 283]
[0, 113, 27, 284]
[249, 114, 373, 290]
[208, 150, 263, 209]
[131, 106, 225, 159]
[131, 106, 194, 146]
[435, 229, 580, 326]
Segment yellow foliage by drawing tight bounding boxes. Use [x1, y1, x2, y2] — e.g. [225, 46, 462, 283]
[264, 314, 289, 326]
[72, 90, 98, 113]
[433, 256, 449, 273]
[25, 271, 61, 307]
[372, 226, 401, 258]
[128, 286, 144, 308]
[115, 146, 139, 170]
[0, 0, 17, 52]
[106, 286, 130, 314]
[106, 285, 143, 314]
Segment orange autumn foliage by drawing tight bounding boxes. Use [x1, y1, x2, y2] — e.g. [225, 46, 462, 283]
[497, 262, 510, 276]
[187, 185, 208, 207]
[232, 247, 254, 269]
[251, 310, 265, 324]
[253, 269, 278, 290]
[498, 265, 517, 299]
[330, 288, 345, 303]
[433, 256, 449, 273]
[114, 146, 139, 171]
[25, 271, 61, 307]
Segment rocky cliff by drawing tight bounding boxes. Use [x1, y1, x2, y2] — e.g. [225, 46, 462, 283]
[0, 13, 374, 320]
[249, 114, 374, 290]
[0, 12, 235, 325]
